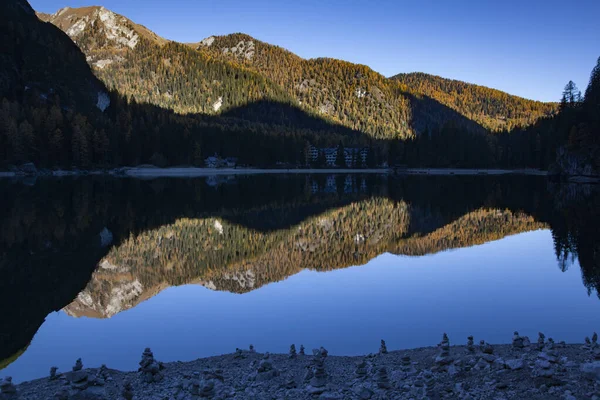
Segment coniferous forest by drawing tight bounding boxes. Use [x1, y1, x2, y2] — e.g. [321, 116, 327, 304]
[1, 0, 598, 174]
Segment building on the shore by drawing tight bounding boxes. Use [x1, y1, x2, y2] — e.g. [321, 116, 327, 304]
[307, 145, 368, 167]
[204, 155, 238, 168]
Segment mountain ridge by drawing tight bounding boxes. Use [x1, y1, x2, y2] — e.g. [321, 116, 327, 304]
[37, 5, 556, 137]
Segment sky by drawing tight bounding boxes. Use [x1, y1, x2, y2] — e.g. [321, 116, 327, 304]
[31, 0, 600, 102]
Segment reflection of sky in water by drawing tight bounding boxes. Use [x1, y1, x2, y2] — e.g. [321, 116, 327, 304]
[4, 229, 599, 382]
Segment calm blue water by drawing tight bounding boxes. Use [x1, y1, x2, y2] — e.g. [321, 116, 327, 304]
[4, 229, 599, 382]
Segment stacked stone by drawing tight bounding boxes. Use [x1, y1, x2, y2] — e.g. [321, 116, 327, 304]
[532, 352, 555, 378]
[466, 336, 475, 353]
[435, 333, 453, 368]
[482, 342, 494, 355]
[400, 355, 415, 374]
[584, 337, 592, 349]
[256, 353, 278, 381]
[284, 374, 297, 389]
[139, 348, 163, 383]
[299, 345, 305, 356]
[591, 333, 600, 360]
[354, 359, 368, 379]
[0, 377, 17, 397]
[249, 344, 255, 353]
[309, 357, 327, 390]
[99, 365, 108, 378]
[375, 366, 392, 389]
[234, 348, 245, 359]
[319, 347, 328, 358]
[73, 358, 83, 371]
[289, 344, 297, 359]
[66, 359, 89, 391]
[379, 339, 388, 355]
[512, 331, 524, 349]
[49, 366, 59, 381]
[306, 351, 328, 395]
[537, 332, 546, 350]
[121, 381, 133, 400]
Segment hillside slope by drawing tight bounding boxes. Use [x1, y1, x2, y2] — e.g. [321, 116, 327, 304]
[392, 72, 558, 131]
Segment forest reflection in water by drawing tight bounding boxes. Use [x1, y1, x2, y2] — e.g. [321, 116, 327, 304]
[0, 174, 598, 381]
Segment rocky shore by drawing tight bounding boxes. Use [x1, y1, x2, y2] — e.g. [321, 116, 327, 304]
[4, 333, 600, 400]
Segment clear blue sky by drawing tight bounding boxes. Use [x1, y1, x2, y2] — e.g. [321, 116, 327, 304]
[32, 0, 600, 102]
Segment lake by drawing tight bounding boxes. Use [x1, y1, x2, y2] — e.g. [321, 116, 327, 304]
[1, 174, 599, 382]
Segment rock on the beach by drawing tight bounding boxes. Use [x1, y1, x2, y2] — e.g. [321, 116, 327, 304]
[299, 344, 305, 355]
[121, 381, 133, 400]
[505, 359, 525, 370]
[581, 362, 600, 382]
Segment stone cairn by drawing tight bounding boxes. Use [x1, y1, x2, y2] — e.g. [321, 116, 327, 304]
[512, 331, 524, 349]
[354, 359, 368, 379]
[537, 332, 546, 350]
[466, 336, 475, 353]
[306, 349, 328, 395]
[249, 344, 255, 353]
[0, 377, 17, 397]
[375, 366, 392, 390]
[66, 358, 89, 391]
[234, 348, 245, 359]
[379, 339, 388, 355]
[255, 352, 278, 381]
[400, 355, 415, 374]
[98, 364, 110, 381]
[289, 344, 297, 359]
[482, 342, 494, 355]
[319, 346, 328, 358]
[189, 372, 215, 398]
[139, 348, 163, 383]
[299, 345, 305, 356]
[591, 333, 600, 360]
[584, 337, 592, 349]
[435, 333, 453, 368]
[49, 366, 59, 381]
[284, 374, 297, 389]
[121, 381, 133, 400]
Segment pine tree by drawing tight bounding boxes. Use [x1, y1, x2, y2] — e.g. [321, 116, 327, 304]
[562, 81, 580, 106]
[584, 57, 600, 128]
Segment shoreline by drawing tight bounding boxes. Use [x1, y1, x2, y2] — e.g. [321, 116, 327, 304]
[6, 335, 600, 399]
[0, 167, 549, 179]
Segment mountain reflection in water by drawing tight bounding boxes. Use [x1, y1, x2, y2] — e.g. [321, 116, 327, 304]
[0, 174, 598, 381]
